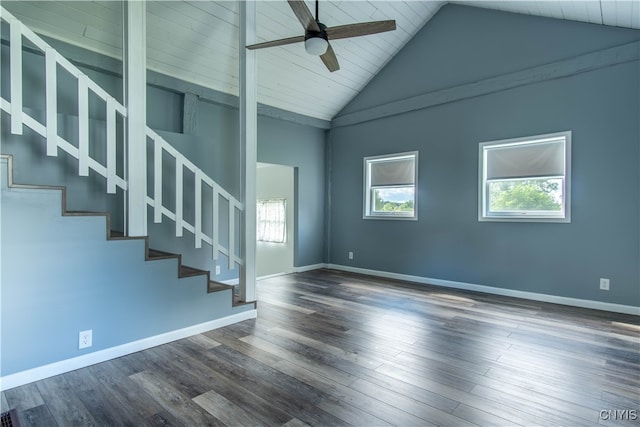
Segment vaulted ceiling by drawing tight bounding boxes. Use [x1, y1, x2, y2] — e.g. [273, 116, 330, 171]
[5, 1, 639, 122]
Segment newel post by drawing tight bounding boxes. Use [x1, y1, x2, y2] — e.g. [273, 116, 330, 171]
[239, 0, 257, 302]
[124, 0, 147, 236]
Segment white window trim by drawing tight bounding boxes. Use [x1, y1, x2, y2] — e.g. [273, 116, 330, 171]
[363, 151, 418, 221]
[478, 131, 571, 223]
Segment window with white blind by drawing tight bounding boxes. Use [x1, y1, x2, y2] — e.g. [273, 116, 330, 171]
[257, 199, 287, 243]
[364, 152, 418, 220]
[479, 131, 571, 222]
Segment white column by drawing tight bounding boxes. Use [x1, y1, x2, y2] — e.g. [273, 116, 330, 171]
[124, 1, 147, 236]
[239, 0, 257, 302]
[10, 20, 23, 135]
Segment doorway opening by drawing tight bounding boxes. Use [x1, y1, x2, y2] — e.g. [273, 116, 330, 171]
[256, 163, 295, 278]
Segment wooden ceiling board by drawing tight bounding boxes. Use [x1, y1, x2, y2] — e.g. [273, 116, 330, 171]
[146, 47, 238, 90]
[614, 1, 634, 28]
[186, 1, 239, 27]
[257, 67, 357, 108]
[255, 45, 374, 87]
[6, 4, 122, 59]
[584, 1, 603, 24]
[61, 1, 122, 31]
[6, 2, 87, 37]
[146, 9, 238, 58]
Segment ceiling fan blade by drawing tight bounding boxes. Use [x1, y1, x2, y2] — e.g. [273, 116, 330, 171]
[246, 35, 306, 50]
[288, 0, 321, 32]
[320, 43, 340, 72]
[326, 20, 396, 40]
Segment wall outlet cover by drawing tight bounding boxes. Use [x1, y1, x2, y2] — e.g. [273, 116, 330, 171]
[79, 330, 92, 349]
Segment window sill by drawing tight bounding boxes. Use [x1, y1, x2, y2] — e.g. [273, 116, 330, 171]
[479, 215, 570, 223]
[364, 215, 418, 221]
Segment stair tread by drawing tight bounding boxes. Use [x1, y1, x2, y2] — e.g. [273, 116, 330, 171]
[66, 211, 108, 217]
[207, 281, 256, 308]
[233, 297, 257, 309]
[180, 265, 208, 277]
[208, 280, 234, 293]
[148, 249, 179, 260]
[109, 230, 144, 241]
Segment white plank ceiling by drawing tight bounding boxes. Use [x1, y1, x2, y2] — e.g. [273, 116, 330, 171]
[4, 1, 639, 122]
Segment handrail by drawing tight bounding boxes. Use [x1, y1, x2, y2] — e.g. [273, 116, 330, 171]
[0, 7, 243, 270]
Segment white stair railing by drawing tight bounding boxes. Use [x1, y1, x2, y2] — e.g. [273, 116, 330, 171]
[0, 7, 243, 270]
[147, 129, 243, 269]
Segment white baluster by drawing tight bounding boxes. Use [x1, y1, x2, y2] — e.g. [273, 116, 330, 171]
[10, 20, 23, 135]
[195, 169, 203, 248]
[106, 96, 116, 193]
[154, 141, 162, 223]
[45, 47, 58, 156]
[212, 185, 219, 261]
[78, 74, 89, 176]
[228, 200, 235, 270]
[175, 157, 183, 237]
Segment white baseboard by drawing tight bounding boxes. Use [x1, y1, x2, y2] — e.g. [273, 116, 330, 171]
[294, 263, 329, 273]
[327, 264, 640, 316]
[222, 271, 297, 283]
[0, 309, 257, 391]
[257, 272, 290, 280]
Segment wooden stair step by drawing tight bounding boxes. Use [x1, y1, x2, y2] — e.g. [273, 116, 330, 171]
[66, 210, 107, 216]
[207, 280, 256, 308]
[233, 296, 257, 309]
[147, 249, 179, 260]
[110, 230, 125, 238]
[180, 265, 208, 278]
[208, 280, 234, 293]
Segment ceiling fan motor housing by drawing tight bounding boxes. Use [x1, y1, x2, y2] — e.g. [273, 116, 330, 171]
[304, 23, 329, 55]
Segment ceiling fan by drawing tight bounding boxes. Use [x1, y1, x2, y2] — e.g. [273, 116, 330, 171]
[246, 0, 396, 72]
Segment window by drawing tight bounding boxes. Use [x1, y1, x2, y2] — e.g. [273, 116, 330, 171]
[479, 131, 571, 222]
[364, 151, 418, 220]
[257, 199, 286, 243]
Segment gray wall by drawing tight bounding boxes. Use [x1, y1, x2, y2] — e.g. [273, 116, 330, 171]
[328, 5, 640, 307]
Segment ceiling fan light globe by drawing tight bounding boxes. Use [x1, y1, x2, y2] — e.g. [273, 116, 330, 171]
[305, 36, 328, 55]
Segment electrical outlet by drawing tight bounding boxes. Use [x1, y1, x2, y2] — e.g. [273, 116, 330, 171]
[348, 251, 354, 260]
[600, 278, 610, 291]
[215, 265, 221, 275]
[79, 330, 92, 349]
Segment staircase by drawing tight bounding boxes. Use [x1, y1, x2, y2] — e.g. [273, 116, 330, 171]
[0, 7, 256, 389]
[0, 7, 244, 270]
[1, 154, 241, 297]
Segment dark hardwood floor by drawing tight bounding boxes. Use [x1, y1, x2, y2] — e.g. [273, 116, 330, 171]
[2, 269, 639, 426]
